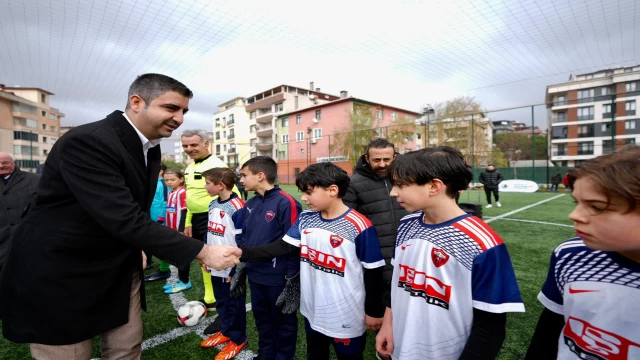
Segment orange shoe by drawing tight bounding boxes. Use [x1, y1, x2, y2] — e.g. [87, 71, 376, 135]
[215, 339, 248, 360]
[201, 332, 230, 348]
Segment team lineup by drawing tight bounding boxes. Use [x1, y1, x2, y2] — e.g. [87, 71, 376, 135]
[0, 74, 639, 360]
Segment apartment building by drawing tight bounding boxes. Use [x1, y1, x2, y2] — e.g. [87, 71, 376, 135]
[0, 85, 64, 172]
[274, 95, 421, 184]
[245, 83, 340, 159]
[213, 97, 250, 168]
[547, 65, 640, 167]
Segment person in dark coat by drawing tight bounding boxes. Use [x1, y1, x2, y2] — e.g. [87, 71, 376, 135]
[0, 152, 40, 277]
[550, 173, 562, 192]
[342, 139, 409, 307]
[479, 164, 504, 208]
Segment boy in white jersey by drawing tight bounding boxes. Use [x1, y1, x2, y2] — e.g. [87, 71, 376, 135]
[228, 162, 386, 360]
[375, 146, 525, 360]
[525, 145, 640, 360]
[199, 168, 247, 360]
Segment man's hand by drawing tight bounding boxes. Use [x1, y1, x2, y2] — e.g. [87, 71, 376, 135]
[142, 251, 147, 270]
[229, 262, 247, 298]
[184, 226, 192, 237]
[366, 315, 383, 331]
[276, 272, 300, 314]
[197, 245, 239, 271]
[375, 308, 394, 358]
[224, 247, 243, 259]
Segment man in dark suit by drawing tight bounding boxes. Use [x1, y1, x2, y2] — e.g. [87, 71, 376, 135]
[0, 74, 238, 360]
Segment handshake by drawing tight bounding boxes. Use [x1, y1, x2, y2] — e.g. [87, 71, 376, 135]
[195, 245, 244, 271]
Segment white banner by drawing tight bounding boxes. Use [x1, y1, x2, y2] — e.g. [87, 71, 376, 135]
[498, 179, 539, 193]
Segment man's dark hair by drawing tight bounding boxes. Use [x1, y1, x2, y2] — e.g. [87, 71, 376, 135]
[487, 164, 495, 167]
[366, 138, 395, 156]
[126, 73, 193, 109]
[295, 162, 350, 198]
[202, 167, 236, 190]
[387, 146, 472, 198]
[241, 156, 277, 184]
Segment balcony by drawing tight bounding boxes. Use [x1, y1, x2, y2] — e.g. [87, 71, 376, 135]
[256, 126, 273, 137]
[577, 149, 594, 155]
[627, 110, 636, 116]
[551, 116, 567, 123]
[552, 150, 567, 156]
[227, 119, 234, 126]
[552, 100, 568, 106]
[228, 134, 235, 140]
[257, 142, 273, 151]
[577, 115, 594, 121]
[577, 132, 594, 138]
[246, 93, 285, 112]
[256, 113, 273, 124]
[228, 148, 236, 154]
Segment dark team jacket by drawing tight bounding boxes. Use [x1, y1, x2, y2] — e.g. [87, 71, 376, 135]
[241, 185, 302, 286]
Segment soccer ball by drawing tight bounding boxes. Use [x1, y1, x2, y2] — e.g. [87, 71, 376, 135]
[177, 301, 207, 326]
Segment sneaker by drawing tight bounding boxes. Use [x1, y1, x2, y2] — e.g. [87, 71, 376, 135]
[164, 280, 192, 294]
[199, 299, 217, 312]
[201, 331, 230, 348]
[496, 202, 502, 208]
[162, 283, 174, 290]
[144, 271, 171, 282]
[215, 339, 248, 360]
[204, 317, 222, 335]
[485, 204, 493, 209]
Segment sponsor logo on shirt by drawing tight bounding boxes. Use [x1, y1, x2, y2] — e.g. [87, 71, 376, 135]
[563, 316, 640, 360]
[431, 248, 450, 268]
[301, 244, 346, 277]
[330, 234, 344, 248]
[265, 210, 275, 222]
[207, 221, 226, 236]
[398, 264, 452, 310]
[568, 285, 600, 294]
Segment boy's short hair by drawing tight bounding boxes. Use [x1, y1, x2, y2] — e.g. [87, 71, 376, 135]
[387, 146, 472, 198]
[568, 145, 639, 213]
[241, 156, 277, 184]
[160, 162, 167, 172]
[366, 138, 395, 156]
[295, 162, 350, 198]
[202, 167, 236, 190]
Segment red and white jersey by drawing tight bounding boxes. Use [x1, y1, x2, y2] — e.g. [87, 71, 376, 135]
[283, 208, 385, 338]
[206, 194, 245, 278]
[166, 186, 186, 231]
[391, 212, 524, 360]
[539, 238, 640, 360]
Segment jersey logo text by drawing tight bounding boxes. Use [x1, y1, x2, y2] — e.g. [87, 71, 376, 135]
[207, 221, 226, 237]
[431, 248, 450, 268]
[397, 264, 452, 310]
[301, 245, 346, 277]
[563, 316, 640, 360]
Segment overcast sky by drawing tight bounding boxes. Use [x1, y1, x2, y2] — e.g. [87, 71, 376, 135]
[1, 0, 638, 150]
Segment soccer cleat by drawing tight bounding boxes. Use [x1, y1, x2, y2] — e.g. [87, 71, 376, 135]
[203, 317, 222, 335]
[485, 204, 493, 208]
[201, 332, 230, 348]
[164, 280, 192, 294]
[215, 339, 248, 360]
[199, 299, 217, 312]
[144, 271, 171, 282]
[496, 202, 502, 208]
[163, 283, 174, 290]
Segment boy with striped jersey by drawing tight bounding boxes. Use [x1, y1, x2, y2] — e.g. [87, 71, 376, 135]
[229, 162, 386, 360]
[526, 146, 640, 360]
[376, 146, 524, 360]
[200, 167, 247, 360]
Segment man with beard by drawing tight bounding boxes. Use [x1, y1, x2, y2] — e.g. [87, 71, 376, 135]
[342, 138, 409, 338]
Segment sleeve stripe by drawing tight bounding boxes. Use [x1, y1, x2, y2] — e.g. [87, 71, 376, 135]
[362, 259, 386, 269]
[345, 213, 365, 232]
[279, 190, 298, 225]
[466, 216, 503, 245]
[472, 300, 525, 313]
[456, 219, 501, 251]
[537, 292, 564, 315]
[282, 235, 301, 247]
[349, 209, 373, 227]
[453, 221, 489, 251]
[345, 210, 372, 232]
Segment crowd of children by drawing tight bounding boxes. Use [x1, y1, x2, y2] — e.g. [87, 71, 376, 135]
[149, 143, 639, 360]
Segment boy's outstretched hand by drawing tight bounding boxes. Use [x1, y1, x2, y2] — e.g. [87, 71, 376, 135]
[276, 272, 300, 314]
[197, 244, 240, 270]
[229, 262, 247, 298]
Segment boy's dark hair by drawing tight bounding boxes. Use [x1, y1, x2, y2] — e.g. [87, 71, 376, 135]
[387, 146, 472, 198]
[164, 168, 184, 179]
[202, 167, 236, 190]
[160, 162, 168, 172]
[126, 73, 193, 109]
[366, 138, 395, 156]
[568, 145, 639, 213]
[295, 162, 350, 198]
[241, 156, 277, 184]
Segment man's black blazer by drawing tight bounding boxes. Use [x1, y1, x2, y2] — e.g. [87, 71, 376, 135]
[0, 111, 204, 345]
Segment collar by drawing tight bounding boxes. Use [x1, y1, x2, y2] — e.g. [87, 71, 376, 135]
[194, 154, 212, 164]
[216, 193, 238, 204]
[259, 185, 281, 199]
[122, 112, 161, 150]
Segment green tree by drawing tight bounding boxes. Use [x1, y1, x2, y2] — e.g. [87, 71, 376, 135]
[330, 103, 378, 167]
[162, 159, 186, 171]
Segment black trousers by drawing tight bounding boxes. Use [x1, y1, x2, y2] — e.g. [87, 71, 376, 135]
[485, 187, 499, 204]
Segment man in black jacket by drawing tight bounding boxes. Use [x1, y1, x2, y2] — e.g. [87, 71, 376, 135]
[0, 152, 40, 278]
[479, 164, 504, 208]
[342, 139, 408, 306]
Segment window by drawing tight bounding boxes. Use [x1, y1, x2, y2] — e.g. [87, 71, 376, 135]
[577, 89, 594, 103]
[250, 111, 256, 120]
[601, 123, 610, 132]
[223, 144, 227, 151]
[13, 117, 38, 128]
[626, 82, 637, 92]
[626, 120, 636, 130]
[12, 102, 37, 115]
[275, 103, 284, 113]
[601, 87, 611, 96]
[222, 131, 226, 138]
[41, 110, 46, 117]
[228, 129, 235, 139]
[626, 138, 636, 145]
[376, 109, 383, 119]
[250, 152, 257, 158]
[626, 101, 636, 115]
[250, 125, 256, 133]
[42, 123, 47, 130]
[315, 110, 321, 120]
[313, 128, 322, 139]
[281, 118, 289, 127]
[555, 144, 567, 156]
[50, 126, 57, 132]
[49, 113, 56, 120]
[13, 131, 38, 142]
[296, 131, 304, 142]
[391, 112, 397, 121]
[295, 96, 299, 110]
[43, 136, 47, 143]
[577, 106, 594, 120]
[215, 118, 220, 127]
[603, 104, 611, 114]
[278, 151, 286, 159]
[49, 137, 56, 144]
[215, 131, 220, 140]
[43, 149, 48, 156]
[578, 124, 594, 138]
[553, 112, 567, 123]
[228, 114, 234, 124]
[554, 95, 567, 106]
[250, 139, 257, 146]
[405, 115, 413, 121]
[215, 144, 220, 155]
[41, 94, 46, 103]
[577, 142, 594, 155]
[16, 160, 39, 169]
[282, 134, 289, 143]
[13, 145, 39, 155]
[551, 126, 568, 139]
[296, 114, 302, 124]
[416, 133, 422, 140]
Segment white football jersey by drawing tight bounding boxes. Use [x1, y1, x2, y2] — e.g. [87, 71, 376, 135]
[206, 194, 245, 277]
[283, 208, 385, 338]
[391, 212, 524, 360]
[539, 238, 640, 360]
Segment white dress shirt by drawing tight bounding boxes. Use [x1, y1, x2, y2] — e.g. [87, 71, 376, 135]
[122, 112, 161, 166]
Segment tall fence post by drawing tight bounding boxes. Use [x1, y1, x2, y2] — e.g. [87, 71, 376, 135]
[611, 94, 616, 152]
[471, 114, 475, 170]
[531, 106, 535, 183]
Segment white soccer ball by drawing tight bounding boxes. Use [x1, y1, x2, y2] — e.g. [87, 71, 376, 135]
[177, 301, 207, 327]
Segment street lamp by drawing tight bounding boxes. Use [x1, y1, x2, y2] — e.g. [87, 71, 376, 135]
[422, 105, 435, 148]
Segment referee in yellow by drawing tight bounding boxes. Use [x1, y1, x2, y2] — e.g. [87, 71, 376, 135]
[181, 129, 239, 335]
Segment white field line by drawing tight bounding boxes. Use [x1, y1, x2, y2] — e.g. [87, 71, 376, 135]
[92, 266, 256, 360]
[484, 216, 573, 228]
[485, 194, 566, 224]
